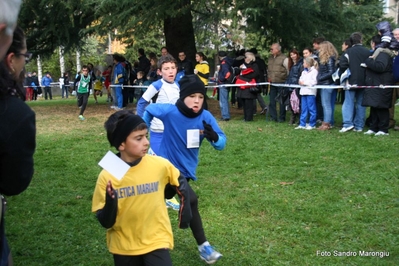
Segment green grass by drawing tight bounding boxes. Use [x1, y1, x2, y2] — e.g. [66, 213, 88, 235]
[5, 95, 399, 265]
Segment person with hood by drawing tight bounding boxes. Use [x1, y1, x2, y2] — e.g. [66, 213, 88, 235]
[217, 51, 234, 121]
[143, 74, 226, 264]
[362, 34, 394, 136]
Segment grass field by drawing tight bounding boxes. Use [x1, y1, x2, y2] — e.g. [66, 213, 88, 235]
[5, 93, 399, 265]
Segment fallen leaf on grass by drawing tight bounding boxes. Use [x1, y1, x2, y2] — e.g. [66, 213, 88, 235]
[257, 127, 263, 132]
[280, 181, 294, 186]
[76, 195, 83, 199]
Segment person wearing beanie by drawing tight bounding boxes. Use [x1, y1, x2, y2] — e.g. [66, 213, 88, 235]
[142, 74, 226, 264]
[92, 110, 191, 266]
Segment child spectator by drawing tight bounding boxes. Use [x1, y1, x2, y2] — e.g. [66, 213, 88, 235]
[61, 72, 70, 99]
[143, 74, 226, 264]
[31, 71, 40, 100]
[133, 71, 145, 104]
[147, 57, 160, 83]
[25, 72, 33, 101]
[295, 57, 319, 130]
[111, 54, 125, 110]
[102, 65, 112, 102]
[93, 70, 103, 104]
[210, 65, 220, 98]
[92, 110, 191, 266]
[74, 65, 92, 120]
[194, 52, 209, 86]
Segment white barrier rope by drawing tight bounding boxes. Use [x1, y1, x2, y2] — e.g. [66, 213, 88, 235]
[32, 82, 399, 90]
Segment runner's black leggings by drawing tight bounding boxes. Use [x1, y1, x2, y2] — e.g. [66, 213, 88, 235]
[165, 181, 207, 245]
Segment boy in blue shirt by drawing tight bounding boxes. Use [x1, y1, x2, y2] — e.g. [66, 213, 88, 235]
[143, 75, 226, 264]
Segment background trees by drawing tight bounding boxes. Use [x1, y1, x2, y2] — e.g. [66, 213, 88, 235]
[18, 0, 392, 76]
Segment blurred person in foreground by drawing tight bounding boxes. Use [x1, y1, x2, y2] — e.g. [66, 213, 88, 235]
[0, 25, 36, 266]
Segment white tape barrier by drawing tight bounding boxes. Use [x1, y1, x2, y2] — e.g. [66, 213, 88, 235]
[27, 81, 399, 90]
[108, 82, 399, 90]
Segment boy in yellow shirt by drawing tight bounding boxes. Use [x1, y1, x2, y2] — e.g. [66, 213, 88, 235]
[92, 110, 191, 265]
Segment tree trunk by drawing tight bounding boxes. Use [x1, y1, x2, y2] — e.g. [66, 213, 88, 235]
[59, 46, 65, 77]
[37, 55, 42, 83]
[163, 2, 196, 63]
[76, 49, 81, 73]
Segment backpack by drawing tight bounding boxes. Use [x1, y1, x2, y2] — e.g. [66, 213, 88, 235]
[226, 65, 239, 84]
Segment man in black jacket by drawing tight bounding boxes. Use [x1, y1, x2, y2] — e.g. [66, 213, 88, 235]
[176, 51, 194, 82]
[137, 48, 151, 76]
[339, 32, 370, 133]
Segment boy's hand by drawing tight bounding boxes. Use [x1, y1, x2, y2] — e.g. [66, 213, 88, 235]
[202, 120, 219, 142]
[106, 180, 115, 199]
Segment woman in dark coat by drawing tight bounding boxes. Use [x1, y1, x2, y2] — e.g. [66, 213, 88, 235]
[285, 48, 303, 124]
[236, 52, 260, 121]
[0, 26, 36, 266]
[362, 35, 394, 135]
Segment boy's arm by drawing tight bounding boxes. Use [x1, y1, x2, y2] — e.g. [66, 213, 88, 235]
[142, 110, 154, 129]
[202, 120, 226, 150]
[96, 180, 118, 229]
[73, 75, 81, 89]
[137, 97, 150, 116]
[137, 82, 161, 116]
[175, 174, 192, 229]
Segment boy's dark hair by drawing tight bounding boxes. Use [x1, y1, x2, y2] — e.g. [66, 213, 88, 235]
[303, 46, 313, 54]
[138, 48, 145, 56]
[313, 37, 326, 44]
[371, 35, 382, 46]
[148, 52, 156, 60]
[157, 54, 177, 70]
[343, 38, 352, 47]
[113, 53, 124, 63]
[104, 110, 147, 149]
[349, 32, 362, 45]
[196, 52, 207, 61]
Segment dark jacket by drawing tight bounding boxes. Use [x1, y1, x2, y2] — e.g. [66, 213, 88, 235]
[0, 96, 35, 196]
[63, 75, 70, 86]
[237, 61, 260, 99]
[317, 56, 336, 85]
[177, 59, 194, 75]
[31, 75, 39, 87]
[138, 55, 151, 76]
[255, 55, 267, 83]
[286, 58, 303, 85]
[218, 57, 234, 84]
[339, 44, 370, 86]
[362, 50, 393, 109]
